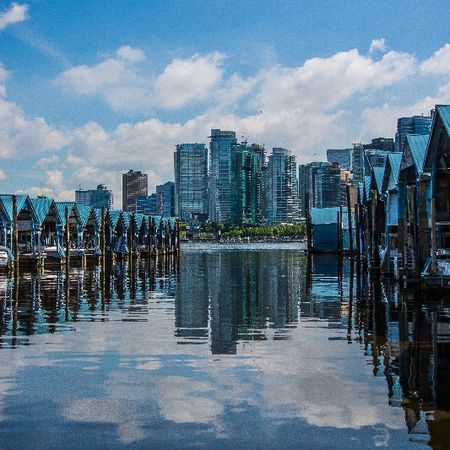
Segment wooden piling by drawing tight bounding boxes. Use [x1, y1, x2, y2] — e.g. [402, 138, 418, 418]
[346, 184, 353, 254]
[431, 197, 437, 274]
[101, 206, 106, 263]
[65, 206, 70, 270]
[12, 194, 18, 269]
[306, 210, 312, 252]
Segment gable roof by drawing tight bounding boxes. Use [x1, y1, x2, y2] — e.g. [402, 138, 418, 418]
[406, 134, 429, 173]
[55, 202, 76, 227]
[372, 166, 385, 195]
[75, 204, 92, 227]
[134, 213, 144, 231]
[387, 153, 402, 185]
[0, 194, 30, 222]
[109, 210, 122, 229]
[437, 104, 450, 136]
[30, 198, 54, 226]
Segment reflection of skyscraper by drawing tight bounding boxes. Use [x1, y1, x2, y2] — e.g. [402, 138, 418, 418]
[175, 253, 209, 340]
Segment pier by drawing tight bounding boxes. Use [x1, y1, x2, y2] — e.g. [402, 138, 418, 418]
[0, 195, 180, 271]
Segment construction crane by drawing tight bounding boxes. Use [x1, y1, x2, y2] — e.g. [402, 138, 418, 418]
[241, 110, 262, 145]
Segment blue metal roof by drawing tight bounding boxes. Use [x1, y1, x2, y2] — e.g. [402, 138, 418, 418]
[437, 105, 450, 137]
[0, 194, 30, 222]
[406, 134, 429, 173]
[372, 166, 385, 194]
[30, 198, 54, 226]
[122, 212, 131, 229]
[109, 210, 122, 229]
[387, 153, 402, 185]
[55, 202, 75, 226]
[75, 204, 92, 227]
[134, 213, 144, 230]
[364, 175, 372, 201]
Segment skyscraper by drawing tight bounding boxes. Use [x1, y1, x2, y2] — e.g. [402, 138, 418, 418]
[122, 170, 148, 212]
[208, 129, 237, 223]
[266, 148, 300, 224]
[395, 114, 432, 152]
[351, 144, 365, 184]
[230, 143, 263, 225]
[156, 181, 175, 217]
[174, 143, 208, 222]
[326, 148, 352, 170]
[75, 184, 113, 209]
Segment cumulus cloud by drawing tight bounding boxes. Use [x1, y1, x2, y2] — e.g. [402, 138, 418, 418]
[153, 52, 224, 109]
[420, 43, 450, 75]
[252, 48, 416, 113]
[0, 96, 68, 158]
[369, 38, 386, 54]
[3, 41, 450, 202]
[0, 169, 7, 180]
[0, 2, 28, 31]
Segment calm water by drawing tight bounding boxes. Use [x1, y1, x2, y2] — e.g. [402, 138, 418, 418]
[0, 244, 449, 449]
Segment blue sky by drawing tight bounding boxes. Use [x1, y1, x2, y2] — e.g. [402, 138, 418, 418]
[0, 1, 449, 203]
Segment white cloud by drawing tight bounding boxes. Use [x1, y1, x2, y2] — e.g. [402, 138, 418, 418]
[369, 38, 386, 54]
[153, 52, 224, 109]
[0, 2, 28, 31]
[420, 43, 450, 75]
[252, 49, 416, 113]
[0, 96, 68, 158]
[0, 169, 6, 180]
[116, 45, 145, 62]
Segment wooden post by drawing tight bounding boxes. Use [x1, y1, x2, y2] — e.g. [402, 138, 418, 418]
[337, 209, 342, 254]
[354, 204, 360, 257]
[101, 206, 106, 263]
[346, 184, 353, 254]
[431, 197, 437, 274]
[65, 206, 70, 269]
[306, 210, 312, 252]
[417, 177, 430, 272]
[12, 195, 18, 269]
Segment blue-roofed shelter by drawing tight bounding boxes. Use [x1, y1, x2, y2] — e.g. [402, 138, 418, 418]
[310, 207, 354, 252]
[423, 105, 450, 257]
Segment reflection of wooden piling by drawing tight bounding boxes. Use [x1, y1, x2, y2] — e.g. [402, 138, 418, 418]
[338, 207, 343, 254]
[12, 194, 18, 269]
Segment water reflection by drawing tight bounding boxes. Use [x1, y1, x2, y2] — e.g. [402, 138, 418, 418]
[0, 247, 449, 448]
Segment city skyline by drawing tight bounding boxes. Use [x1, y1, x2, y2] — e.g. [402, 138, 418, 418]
[0, 1, 449, 205]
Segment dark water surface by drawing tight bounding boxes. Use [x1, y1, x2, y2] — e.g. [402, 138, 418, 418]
[0, 244, 449, 449]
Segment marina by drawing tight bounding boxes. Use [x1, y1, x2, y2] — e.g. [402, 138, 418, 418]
[0, 245, 449, 448]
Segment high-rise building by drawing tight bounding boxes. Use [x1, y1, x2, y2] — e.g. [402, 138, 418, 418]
[351, 144, 365, 184]
[395, 114, 432, 152]
[266, 148, 300, 224]
[75, 184, 113, 209]
[326, 148, 352, 170]
[363, 137, 395, 152]
[230, 143, 263, 225]
[136, 194, 157, 215]
[156, 181, 175, 217]
[208, 129, 237, 223]
[75, 188, 91, 206]
[122, 170, 148, 212]
[91, 184, 113, 209]
[174, 143, 208, 222]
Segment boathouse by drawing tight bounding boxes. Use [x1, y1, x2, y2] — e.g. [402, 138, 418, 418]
[422, 105, 450, 282]
[309, 207, 353, 253]
[380, 152, 402, 273]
